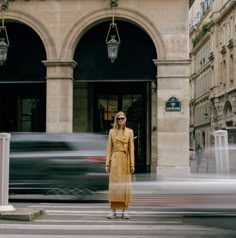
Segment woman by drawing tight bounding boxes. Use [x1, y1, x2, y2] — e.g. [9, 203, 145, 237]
[105, 111, 135, 219]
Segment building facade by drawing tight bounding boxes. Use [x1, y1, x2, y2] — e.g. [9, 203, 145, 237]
[189, 0, 236, 150]
[0, 0, 190, 177]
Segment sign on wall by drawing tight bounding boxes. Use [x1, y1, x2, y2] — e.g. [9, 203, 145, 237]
[165, 96, 181, 112]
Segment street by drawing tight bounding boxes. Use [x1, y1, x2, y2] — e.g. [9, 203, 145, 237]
[1, 201, 236, 238]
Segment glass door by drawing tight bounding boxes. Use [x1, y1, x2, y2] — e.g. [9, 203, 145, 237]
[93, 82, 148, 173]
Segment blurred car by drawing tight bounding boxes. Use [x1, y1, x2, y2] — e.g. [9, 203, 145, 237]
[189, 147, 196, 160]
[9, 132, 108, 199]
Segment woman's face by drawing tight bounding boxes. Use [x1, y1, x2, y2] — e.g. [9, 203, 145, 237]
[117, 114, 126, 127]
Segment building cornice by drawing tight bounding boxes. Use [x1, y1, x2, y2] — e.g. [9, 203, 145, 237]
[191, 32, 210, 54]
[194, 121, 211, 128]
[212, 0, 236, 24]
[191, 61, 211, 78]
[194, 91, 210, 103]
[213, 87, 236, 99]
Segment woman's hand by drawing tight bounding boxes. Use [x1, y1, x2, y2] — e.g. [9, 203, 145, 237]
[130, 166, 135, 174]
[105, 166, 110, 173]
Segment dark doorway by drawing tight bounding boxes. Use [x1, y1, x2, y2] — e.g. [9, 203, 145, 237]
[0, 22, 46, 132]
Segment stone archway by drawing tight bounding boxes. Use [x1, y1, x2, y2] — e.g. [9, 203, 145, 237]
[59, 8, 165, 173]
[4, 11, 57, 60]
[72, 19, 157, 173]
[60, 8, 165, 60]
[0, 21, 47, 132]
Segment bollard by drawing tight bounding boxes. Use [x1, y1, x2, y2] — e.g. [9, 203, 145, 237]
[0, 133, 15, 211]
[213, 130, 230, 175]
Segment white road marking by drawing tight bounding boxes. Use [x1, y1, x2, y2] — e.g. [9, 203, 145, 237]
[0, 223, 224, 231]
[45, 209, 173, 214]
[0, 235, 181, 238]
[43, 209, 235, 216]
[44, 209, 182, 217]
[29, 204, 109, 209]
[35, 219, 181, 224]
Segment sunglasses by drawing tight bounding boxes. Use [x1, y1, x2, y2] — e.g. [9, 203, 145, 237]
[117, 117, 125, 121]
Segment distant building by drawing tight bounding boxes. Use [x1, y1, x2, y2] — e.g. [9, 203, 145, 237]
[189, 0, 236, 148]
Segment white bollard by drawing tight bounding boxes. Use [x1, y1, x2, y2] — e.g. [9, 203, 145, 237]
[0, 133, 15, 211]
[213, 130, 230, 175]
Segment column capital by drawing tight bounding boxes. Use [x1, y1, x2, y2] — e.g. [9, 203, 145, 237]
[153, 59, 191, 66]
[43, 60, 77, 68]
[43, 60, 77, 80]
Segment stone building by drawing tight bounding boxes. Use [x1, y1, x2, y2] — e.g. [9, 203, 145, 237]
[189, 0, 236, 150]
[0, 0, 190, 176]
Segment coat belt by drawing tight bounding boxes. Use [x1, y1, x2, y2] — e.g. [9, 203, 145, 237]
[112, 143, 127, 153]
[112, 143, 130, 174]
[113, 149, 126, 153]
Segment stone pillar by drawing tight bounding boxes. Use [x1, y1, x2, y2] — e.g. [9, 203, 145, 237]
[154, 59, 190, 178]
[0, 133, 15, 212]
[43, 61, 77, 132]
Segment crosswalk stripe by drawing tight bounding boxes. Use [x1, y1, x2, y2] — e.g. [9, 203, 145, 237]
[29, 204, 166, 209]
[45, 210, 173, 214]
[0, 224, 223, 231]
[44, 210, 183, 217]
[1, 204, 234, 238]
[0, 235, 181, 238]
[46, 213, 177, 217]
[29, 204, 110, 209]
[35, 219, 181, 224]
[43, 209, 236, 217]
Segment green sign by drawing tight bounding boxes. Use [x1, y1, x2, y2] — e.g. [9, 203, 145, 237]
[165, 96, 181, 112]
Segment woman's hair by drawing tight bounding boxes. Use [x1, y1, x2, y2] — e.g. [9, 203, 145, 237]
[113, 111, 126, 130]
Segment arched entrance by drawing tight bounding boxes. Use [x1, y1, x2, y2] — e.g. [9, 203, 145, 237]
[0, 22, 46, 132]
[73, 21, 157, 173]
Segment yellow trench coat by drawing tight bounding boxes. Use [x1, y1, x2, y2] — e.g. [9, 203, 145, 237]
[106, 127, 135, 205]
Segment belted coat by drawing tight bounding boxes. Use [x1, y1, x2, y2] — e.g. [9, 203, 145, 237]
[106, 127, 135, 205]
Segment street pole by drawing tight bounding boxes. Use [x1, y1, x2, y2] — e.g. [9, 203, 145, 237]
[0, 133, 15, 211]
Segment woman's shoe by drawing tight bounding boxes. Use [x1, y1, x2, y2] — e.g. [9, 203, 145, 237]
[107, 209, 116, 219]
[122, 210, 130, 219]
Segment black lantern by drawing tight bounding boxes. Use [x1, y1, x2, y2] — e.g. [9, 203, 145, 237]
[106, 25, 120, 63]
[105, 1, 120, 63]
[0, 0, 9, 66]
[0, 35, 9, 65]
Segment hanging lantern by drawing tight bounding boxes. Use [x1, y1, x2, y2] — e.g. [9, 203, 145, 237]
[0, 36, 8, 65]
[0, 0, 9, 66]
[106, 24, 120, 63]
[105, 1, 120, 63]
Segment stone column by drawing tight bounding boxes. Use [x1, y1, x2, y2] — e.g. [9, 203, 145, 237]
[154, 59, 190, 178]
[43, 61, 77, 132]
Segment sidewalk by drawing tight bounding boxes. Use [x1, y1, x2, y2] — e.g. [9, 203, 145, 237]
[190, 154, 217, 174]
[0, 207, 45, 221]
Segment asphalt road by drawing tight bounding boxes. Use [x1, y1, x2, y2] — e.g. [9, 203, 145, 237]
[1, 201, 236, 238]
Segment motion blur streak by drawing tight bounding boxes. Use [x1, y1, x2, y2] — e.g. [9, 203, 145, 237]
[9, 132, 108, 200]
[132, 173, 236, 211]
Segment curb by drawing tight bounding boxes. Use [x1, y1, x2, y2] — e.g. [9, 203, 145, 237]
[0, 208, 46, 221]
